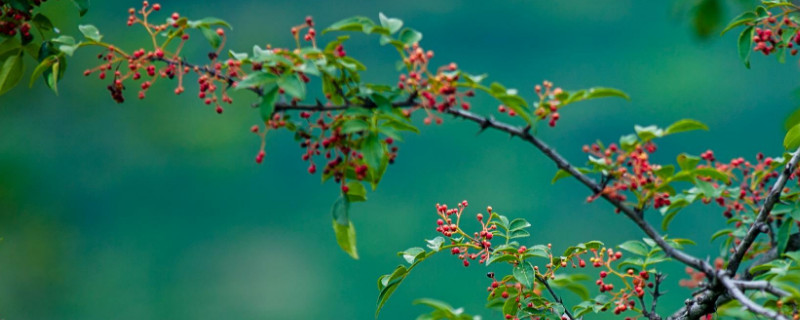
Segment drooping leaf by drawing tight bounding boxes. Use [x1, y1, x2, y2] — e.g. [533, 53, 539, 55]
[259, 85, 279, 122]
[199, 26, 222, 49]
[777, 217, 794, 256]
[331, 196, 358, 259]
[738, 25, 754, 68]
[0, 51, 24, 96]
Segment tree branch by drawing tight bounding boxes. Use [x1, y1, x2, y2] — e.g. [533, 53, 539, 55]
[731, 280, 791, 298]
[727, 147, 800, 274]
[536, 274, 576, 320]
[719, 271, 790, 320]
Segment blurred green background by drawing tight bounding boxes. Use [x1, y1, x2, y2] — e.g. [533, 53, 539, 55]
[0, 0, 796, 319]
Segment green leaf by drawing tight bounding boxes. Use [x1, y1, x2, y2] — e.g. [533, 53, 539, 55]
[512, 261, 535, 288]
[400, 247, 425, 264]
[398, 28, 422, 46]
[187, 17, 232, 29]
[378, 13, 403, 34]
[426, 237, 445, 252]
[29, 55, 57, 88]
[721, 11, 755, 35]
[738, 25, 754, 69]
[341, 119, 370, 134]
[711, 229, 733, 241]
[331, 196, 358, 259]
[78, 24, 102, 42]
[199, 26, 222, 49]
[785, 123, 800, 150]
[677, 153, 701, 171]
[376, 265, 407, 317]
[551, 169, 572, 184]
[345, 180, 367, 202]
[362, 133, 385, 177]
[777, 217, 794, 255]
[71, 0, 89, 16]
[31, 14, 54, 32]
[618, 240, 649, 256]
[786, 108, 800, 131]
[323, 16, 376, 34]
[259, 85, 279, 122]
[694, 167, 730, 184]
[277, 73, 306, 100]
[0, 51, 24, 96]
[236, 71, 277, 90]
[508, 218, 531, 231]
[664, 119, 709, 135]
[584, 87, 630, 101]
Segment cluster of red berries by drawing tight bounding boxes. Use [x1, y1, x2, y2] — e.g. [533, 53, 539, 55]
[751, 11, 800, 56]
[434, 201, 496, 267]
[86, 2, 241, 114]
[531, 81, 564, 127]
[0, 0, 42, 43]
[394, 43, 476, 125]
[582, 141, 661, 208]
[291, 16, 316, 46]
[287, 111, 399, 192]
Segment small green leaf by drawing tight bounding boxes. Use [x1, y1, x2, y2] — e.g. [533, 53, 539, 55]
[199, 26, 222, 49]
[710, 229, 733, 241]
[31, 14, 54, 32]
[777, 217, 794, 255]
[362, 133, 385, 177]
[694, 167, 730, 184]
[78, 24, 102, 42]
[0, 51, 24, 96]
[785, 123, 800, 150]
[512, 261, 535, 288]
[187, 17, 232, 29]
[584, 87, 630, 101]
[508, 218, 531, 231]
[324, 16, 376, 34]
[331, 196, 358, 259]
[399, 247, 425, 264]
[378, 13, 403, 34]
[345, 180, 367, 202]
[618, 240, 649, 256]
[677, 153, 701, 171]
[721, 11, 755, 35]
[277, 73, 306, 100]
[259, 85, 279, 122]
[341, 119, 370, 134]
[236, 71, 277, 90]
[29, 55, 57, 88]
[426, 237, 444, 252]
[398, 28, 422, 46]
[738, 25, 754, 68]
[664, 119, 709, 135]
[552, 169, 572, 184]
